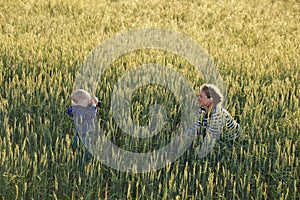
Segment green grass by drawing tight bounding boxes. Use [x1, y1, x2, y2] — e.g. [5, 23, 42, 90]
[0, 0, 299, 199]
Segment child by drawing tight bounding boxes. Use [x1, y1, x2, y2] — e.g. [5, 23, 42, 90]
[67, 89, 99, 164]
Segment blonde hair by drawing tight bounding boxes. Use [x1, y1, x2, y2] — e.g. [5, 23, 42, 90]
[71, 89, 91, 105]
[200, 84, 224, 106]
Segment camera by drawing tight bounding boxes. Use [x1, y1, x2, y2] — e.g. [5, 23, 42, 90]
[97, 101, 101, 107]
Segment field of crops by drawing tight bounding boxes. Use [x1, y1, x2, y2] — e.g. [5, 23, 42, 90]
[0, 0, 299, 199]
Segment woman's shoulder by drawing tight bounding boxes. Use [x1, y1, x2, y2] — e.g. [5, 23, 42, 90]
[211, 105, 229, 116]
[220, 106, 229, 115]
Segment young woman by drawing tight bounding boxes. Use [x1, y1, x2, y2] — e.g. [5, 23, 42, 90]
[189, 84, 241, 158]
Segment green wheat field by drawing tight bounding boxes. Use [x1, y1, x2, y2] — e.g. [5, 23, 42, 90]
[0, 0, 299, 199]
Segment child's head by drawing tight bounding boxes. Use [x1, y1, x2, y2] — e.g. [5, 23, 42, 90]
[71, 89, 91, 107]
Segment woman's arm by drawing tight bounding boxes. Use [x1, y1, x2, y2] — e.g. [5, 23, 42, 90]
[186, 109, 205, 137]
[198, 107, 224, 158]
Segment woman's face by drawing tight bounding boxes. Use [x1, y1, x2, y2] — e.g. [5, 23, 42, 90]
[197, 90, 211, 108]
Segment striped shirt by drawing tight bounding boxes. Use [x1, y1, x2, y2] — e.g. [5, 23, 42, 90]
[190, 105, 241, 158]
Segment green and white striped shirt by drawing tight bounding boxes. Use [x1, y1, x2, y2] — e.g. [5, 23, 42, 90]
[190, 105, 241, 158]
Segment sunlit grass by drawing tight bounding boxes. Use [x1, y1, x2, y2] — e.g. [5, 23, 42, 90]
[0, 0, 299, 199]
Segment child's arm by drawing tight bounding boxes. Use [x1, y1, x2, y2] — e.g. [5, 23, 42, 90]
[83, 97, 98, 119]
[66, 106, 73, 117]
[84, 106, 97, 119]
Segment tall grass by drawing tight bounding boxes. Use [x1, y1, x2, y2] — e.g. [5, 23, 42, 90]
[0, 0, 299, 199]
